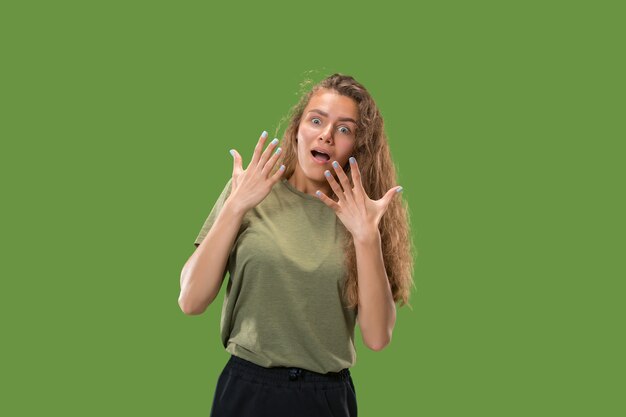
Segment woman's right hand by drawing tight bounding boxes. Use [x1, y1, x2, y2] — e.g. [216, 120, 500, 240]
[227, 131, 285, 214]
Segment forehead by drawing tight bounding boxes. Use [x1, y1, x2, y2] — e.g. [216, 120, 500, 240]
[304, 89, 359, 120]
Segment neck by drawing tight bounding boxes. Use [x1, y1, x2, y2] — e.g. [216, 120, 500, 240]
[287, 166, 334, 199]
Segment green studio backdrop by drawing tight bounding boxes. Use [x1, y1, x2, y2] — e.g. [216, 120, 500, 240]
[1, 1, 623, 416]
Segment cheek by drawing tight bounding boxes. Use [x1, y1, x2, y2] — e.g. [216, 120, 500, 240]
[299, 123, 316, 137]
[337, 141, 354, 156]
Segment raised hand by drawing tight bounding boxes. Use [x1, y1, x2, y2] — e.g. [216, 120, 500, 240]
[316, 157, 403, 242]
[227, 131, 285, 214]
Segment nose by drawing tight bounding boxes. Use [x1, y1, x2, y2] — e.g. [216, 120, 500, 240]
[319, 127, 333, 142]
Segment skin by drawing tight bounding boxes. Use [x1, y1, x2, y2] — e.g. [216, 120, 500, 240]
[288, 88, 359, 198]
[289, 89, 402, 350]
[221, 89, 401, 349]
[288, 87, 403, 241]
[180, 88, 402, 343]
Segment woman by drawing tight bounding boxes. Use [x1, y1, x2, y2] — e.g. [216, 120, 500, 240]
[179, 73, 415, 417]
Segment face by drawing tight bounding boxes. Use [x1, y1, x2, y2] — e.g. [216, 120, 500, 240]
[295, 88, 359, 182]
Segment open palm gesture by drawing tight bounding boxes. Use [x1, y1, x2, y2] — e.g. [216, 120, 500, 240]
[316, 157, 403, 242]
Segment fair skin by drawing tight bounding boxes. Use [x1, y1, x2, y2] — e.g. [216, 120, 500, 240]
[181, 88, 401, 349]
[288, 88, 358, 198]
[290, 88, 402, 350]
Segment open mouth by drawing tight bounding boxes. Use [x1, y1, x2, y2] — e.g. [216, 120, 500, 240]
[311, 150, 331, 162]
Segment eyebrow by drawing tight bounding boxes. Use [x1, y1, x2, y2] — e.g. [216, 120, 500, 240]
[307, 109, 357, 124]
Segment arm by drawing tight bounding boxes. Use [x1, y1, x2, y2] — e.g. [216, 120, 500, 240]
[178, 198, 246, 315]
[354, 229, 397, 351]
[179, 131, 285, 315]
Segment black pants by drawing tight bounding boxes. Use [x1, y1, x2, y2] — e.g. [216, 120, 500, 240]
[210, 354, 358, 417]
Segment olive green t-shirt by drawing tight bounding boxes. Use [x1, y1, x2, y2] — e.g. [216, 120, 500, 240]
[193, 177, 357, 374]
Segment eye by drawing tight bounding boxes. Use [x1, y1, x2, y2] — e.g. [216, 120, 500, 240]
[311, 117, 352, 135]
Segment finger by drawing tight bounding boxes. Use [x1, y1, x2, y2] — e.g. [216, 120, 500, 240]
[262, 146, 283, 178]
[348, 156, 366, 201]
[315, 189, 340, 211]
[230, 149, 243, 189]
[381, 186, 403, 210]
[230, 149, 243, 175]
[270, 163, 286, 183]
[331, 160, 357, 208]
[324, 169, 346, 205]
[255, 137, 280, 173]
[248, 130, 269, 170]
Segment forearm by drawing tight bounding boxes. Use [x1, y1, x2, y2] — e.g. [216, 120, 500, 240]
[178, 198, 246, 315]
[354, 230, 396, 350]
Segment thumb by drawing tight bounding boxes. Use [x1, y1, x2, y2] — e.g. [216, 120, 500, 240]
[230, 149, 243, 174]
[383, 186, 403, 206]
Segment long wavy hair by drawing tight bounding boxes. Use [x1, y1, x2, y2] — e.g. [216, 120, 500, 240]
[270, 73, 416, 312]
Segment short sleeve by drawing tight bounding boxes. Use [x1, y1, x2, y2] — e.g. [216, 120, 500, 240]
[193, 177, 233, 248]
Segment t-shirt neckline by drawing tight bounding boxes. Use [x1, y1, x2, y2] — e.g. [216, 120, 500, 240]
[280, 178, 326, 203]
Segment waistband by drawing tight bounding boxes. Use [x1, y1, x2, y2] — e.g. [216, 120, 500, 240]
[224, 354, 351, 385]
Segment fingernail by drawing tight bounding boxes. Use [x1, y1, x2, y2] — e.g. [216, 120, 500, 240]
[325, 170, 331, 177]
[274, 147, 282, 155]
[396, 186, 403, 193]
[349, 157, 356, 164]
[271, 138, 279, 145]
[229, 149, 235, 157]
[332, 161, 339, 168]
[280, 165, 285, 170]
[261, 131, 268, 138]
[316, 190, 321, 197]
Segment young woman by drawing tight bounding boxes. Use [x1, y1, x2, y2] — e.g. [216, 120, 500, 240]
[179, 73, 415, 417]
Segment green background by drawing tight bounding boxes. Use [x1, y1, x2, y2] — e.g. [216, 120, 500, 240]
[2, 1, 623, 416]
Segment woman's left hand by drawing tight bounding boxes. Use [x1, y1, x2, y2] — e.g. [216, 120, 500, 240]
[316, 157, 403, 242]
